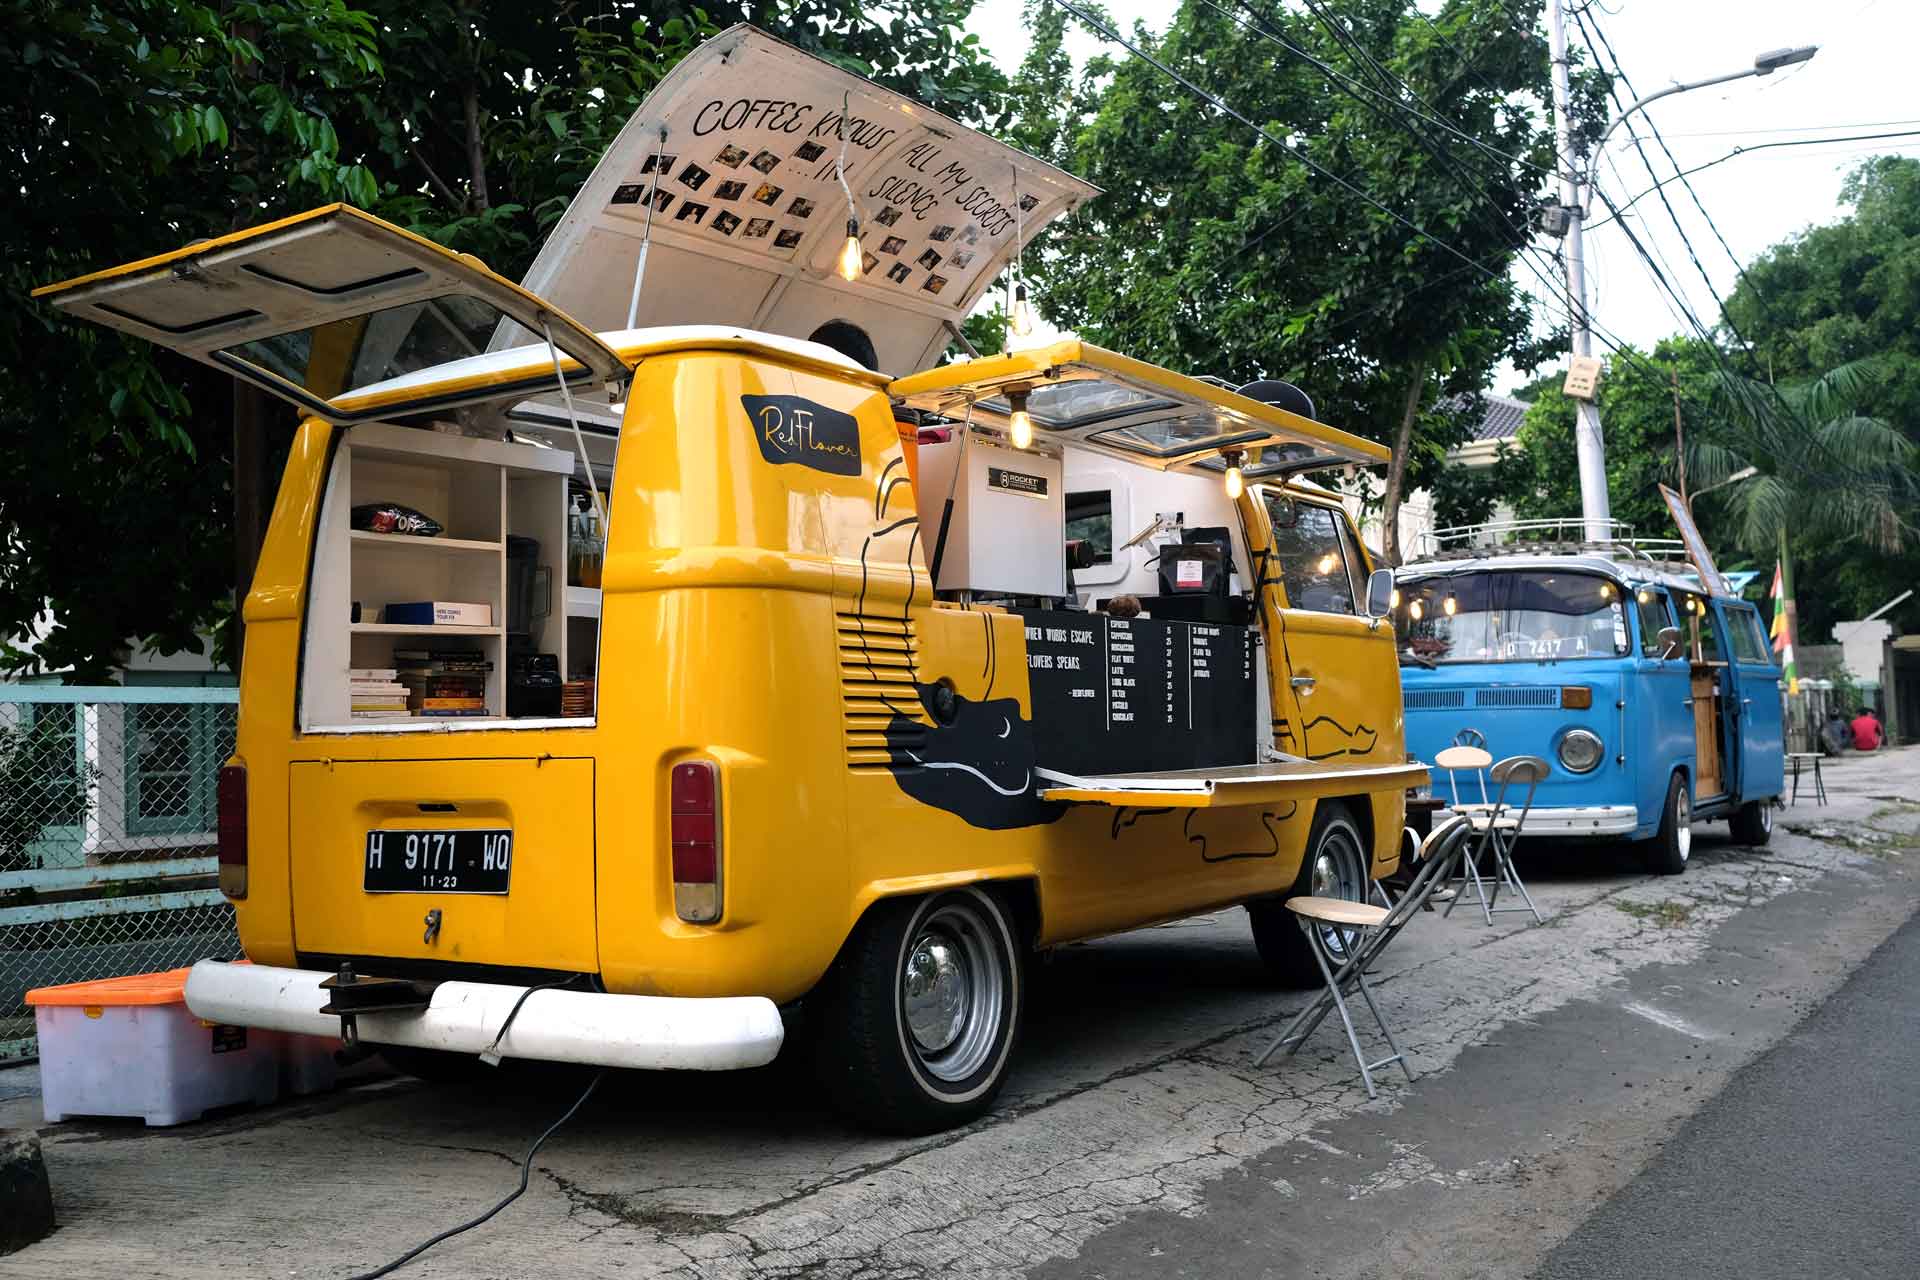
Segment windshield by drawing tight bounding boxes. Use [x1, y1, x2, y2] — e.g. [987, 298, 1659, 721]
[1395, 569, 1631, 663]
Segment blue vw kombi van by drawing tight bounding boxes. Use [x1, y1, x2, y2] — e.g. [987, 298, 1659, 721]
[1394, 523, 1785, 873]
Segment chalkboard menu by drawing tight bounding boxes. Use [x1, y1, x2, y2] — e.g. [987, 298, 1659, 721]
[1016, 609, 1257, 775]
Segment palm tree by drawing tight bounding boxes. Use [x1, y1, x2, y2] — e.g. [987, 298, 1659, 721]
[1694, 358, 1917, 558]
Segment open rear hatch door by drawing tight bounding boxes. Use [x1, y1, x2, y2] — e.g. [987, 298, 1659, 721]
[889, 340, 1389, 477]
[500, 24, 1098, 375]
[34, 204, 627, 423]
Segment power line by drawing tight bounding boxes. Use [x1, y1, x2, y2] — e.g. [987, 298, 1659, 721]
[1586, 129, 1920, 228]
[1653, 117, 1920, 139]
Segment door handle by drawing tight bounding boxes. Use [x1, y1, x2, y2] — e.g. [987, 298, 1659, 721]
[1291, 676, 1317, 693]
[1682, 697, 1694, 708]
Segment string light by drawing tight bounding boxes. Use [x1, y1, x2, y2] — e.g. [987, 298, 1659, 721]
[1390, 588, 1402, 608]
[1316, 553, 1336, 574]
[1636, 588, 1651, 605]
[1443, 595, 1458, 616]
[832, 90, 862, 283]
[1410, 600, 1425, 620]
[1008, 389, 1034, 449]
[1010, 282, 1035, 337]
[836, 218, 863, 281]
[1222, 450, 1245, 499]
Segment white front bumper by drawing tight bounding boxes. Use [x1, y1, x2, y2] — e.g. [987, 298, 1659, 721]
[183, 961, 785, 1072]
[1509, 804, 1640, 836]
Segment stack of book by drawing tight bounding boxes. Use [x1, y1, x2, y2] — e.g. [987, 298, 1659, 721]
[350, 668, 411, 721]
[394, 647, 493, 717]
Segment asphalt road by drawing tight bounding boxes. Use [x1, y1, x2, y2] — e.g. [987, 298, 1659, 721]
[1532, 908, 1920, 1280]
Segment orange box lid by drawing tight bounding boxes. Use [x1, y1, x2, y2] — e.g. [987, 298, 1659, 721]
[26, 962, 246, 1008]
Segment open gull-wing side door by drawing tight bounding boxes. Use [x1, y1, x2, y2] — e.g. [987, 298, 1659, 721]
[34, 204, 627, 424]
[501, 24, 1099, 375]
[889, 340, 1389, 476]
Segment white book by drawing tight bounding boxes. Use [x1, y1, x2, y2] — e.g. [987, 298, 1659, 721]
[347, 667, 399, 680]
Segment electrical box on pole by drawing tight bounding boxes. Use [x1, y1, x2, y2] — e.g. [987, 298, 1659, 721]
[1563, 355, 1603, 401]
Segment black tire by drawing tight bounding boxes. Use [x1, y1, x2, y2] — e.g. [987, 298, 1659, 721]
[812, 886, 1024, 1134]
[1248, 802, 1369, 988]
[1644, 773, 1692, 876]
[1730, 797, 1774, 847]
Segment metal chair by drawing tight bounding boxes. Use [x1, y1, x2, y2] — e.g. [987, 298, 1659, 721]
[1255, 816, 1475, 1098]
[1443, 754, 1548, 926]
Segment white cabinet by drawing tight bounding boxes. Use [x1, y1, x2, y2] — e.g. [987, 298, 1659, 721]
[300, 423, 576, 732]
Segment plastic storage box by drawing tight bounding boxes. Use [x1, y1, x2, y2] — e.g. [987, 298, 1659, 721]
[26, 966, 335, 1126]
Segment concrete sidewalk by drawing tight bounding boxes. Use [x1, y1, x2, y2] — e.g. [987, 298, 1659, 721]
[3, 747, 1916, 1279]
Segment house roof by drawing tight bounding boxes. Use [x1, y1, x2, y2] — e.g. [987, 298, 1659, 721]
[1464, 392, 1530, 442]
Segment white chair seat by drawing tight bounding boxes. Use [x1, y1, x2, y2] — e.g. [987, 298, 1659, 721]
[1287, 895, 1391, 927]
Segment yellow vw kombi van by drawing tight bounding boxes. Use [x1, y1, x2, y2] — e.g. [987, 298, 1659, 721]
[36, 27, 1421, 1131]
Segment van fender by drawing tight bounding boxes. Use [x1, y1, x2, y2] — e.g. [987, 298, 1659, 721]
[848, 866, 1043, 948]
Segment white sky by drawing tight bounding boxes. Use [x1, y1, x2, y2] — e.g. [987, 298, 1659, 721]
[965, 0, 1918, 392]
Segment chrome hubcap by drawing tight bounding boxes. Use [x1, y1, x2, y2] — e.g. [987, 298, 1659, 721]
[904, 936, 969, 1054]
[1676, 791, 1692, 861]
[900, 900, 1007, 1083]
[1311, 828, 1365, 959]
[1761, 804, 1773, 834]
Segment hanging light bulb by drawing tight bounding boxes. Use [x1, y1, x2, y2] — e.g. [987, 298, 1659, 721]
[1008, 389, 1034, 449]
[1636, 588, 1651, 605]
[1390, 587, 1402, 609]
[1223, 450, 1245, 500]
[1316, 552, 1336, 575]
[1010, 281, 1036, 338]
[836, 219, 863, 281]
[1443, 594, 1458, 616]
[1410, 599, 1425, 620]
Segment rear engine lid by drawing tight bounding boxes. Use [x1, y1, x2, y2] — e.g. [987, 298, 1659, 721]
[289, 757, 596, 974]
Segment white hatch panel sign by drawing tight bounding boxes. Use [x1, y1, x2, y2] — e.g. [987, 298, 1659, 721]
[504, 25, 1098, 374]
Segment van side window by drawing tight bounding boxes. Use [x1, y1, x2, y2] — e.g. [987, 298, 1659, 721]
[1267, 499, 1356, 614]
[1635, 589, 1674, 656]
[1065, 489, 1113, 565]
[1728, 607, 1770, 664]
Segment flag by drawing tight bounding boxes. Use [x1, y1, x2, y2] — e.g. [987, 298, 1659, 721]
[1770, 559, 1799, 695]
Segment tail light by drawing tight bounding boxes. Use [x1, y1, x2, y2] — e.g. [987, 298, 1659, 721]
[216, 762, 248, 900]
[669, 761, 722, 923]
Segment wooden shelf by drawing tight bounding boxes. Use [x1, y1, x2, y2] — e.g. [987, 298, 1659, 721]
[350, 531, 503, 554]
[349, 623, 502, 636]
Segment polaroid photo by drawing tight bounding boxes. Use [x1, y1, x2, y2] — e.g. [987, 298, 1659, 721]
[675, 202, 709, 225]
[787, 196, 816, 219]
[880, 235, 907, 256]
[714, 179, 746, 202]
[1018, 194, 1039, 212]
[677, 163, 711, 192]
[773, 228, 804, 251]
[861, 251, 880, 275]
[921, 274, 949, 296]
[743, 217, 773, 239]
[611, 184, 646, 205]
[959, 224, 980, 244]
[916, 248, 943, 271]
[714, 144, 748, 169]
[795, 140, 826, 162]
[948, 250, 974, 270]
[649, 188, 673, 212]
[928, 225, 955, 242]
[874, 206, 903, 227]
[640, 153, 677, 176]
[752, 182, 783, 205]
[886, 262, 912, 284]
[712, 210, 741, 236]
[749, 150, 781, 173]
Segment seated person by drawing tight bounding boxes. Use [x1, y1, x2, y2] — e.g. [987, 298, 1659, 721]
[1851, 707, 1884, 751]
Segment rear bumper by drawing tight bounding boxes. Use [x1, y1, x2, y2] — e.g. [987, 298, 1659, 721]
[1510, 804, 1640, 837]
[183, 960, 784, 1071]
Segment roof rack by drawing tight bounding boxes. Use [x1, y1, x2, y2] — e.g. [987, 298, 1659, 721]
[1412, 519, 1693, 573]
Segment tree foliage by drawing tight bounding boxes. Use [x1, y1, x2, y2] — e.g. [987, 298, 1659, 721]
[1, 1, 1007, 680]
[1006, 0, 1607, 560]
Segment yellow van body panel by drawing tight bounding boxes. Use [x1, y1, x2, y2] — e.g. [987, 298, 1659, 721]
[226, 344, 1415, 1005]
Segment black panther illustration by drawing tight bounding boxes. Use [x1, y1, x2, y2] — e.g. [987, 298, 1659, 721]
[884, 685, 1066, 830]
[1300, 714, 1379, 760]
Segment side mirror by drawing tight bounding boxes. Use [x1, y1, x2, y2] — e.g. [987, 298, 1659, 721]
[1366, 568, 1396, 619]
[1657, 626, 1684, 660]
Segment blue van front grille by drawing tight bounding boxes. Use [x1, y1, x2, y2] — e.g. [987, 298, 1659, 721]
[1405, 689, 1466, 710]
[1475, 686, 1560, 708]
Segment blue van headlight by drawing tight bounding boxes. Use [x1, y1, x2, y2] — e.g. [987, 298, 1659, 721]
[1557, 728, 1604, 774]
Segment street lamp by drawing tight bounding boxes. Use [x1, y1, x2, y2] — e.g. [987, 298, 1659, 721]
[1545, 0, 1817, 542]
[1690, 464, 1758, 501]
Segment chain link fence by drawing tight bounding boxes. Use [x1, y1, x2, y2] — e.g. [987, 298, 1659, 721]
[1, 686, 240, 1061]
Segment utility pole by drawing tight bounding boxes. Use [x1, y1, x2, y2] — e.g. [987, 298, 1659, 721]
[1546, 0, 1611, 542]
